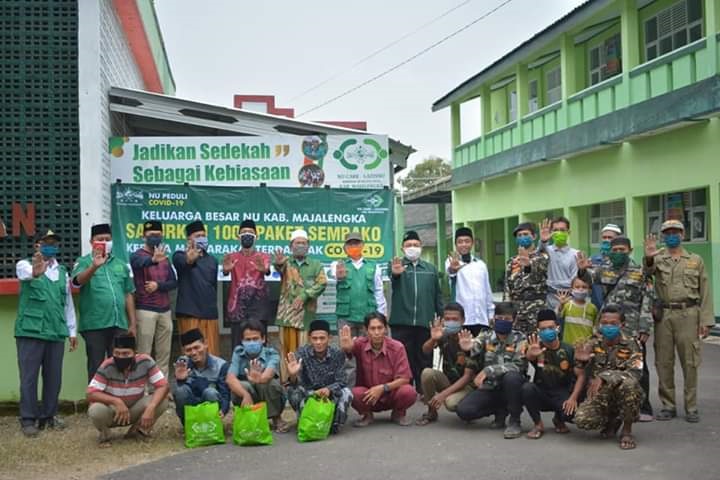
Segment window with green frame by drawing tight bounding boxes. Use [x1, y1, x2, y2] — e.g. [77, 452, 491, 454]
[644, 0, 703, 61]
[588, 33, 622, 86]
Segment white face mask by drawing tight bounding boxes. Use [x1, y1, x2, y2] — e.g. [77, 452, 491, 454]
[403, 246, 422, 261]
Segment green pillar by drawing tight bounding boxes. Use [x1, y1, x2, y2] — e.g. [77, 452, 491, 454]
[560, 33, 577, 101]
[436, 203, 448, 268]
[563, 205, 589, 254]
[503, 217, 512, 262]
[481, 85, 492, 135]
[708, 182, 720, 317]
[624, 195, 645, 264]
[515, 63, 529, 121]
[451, 103, 461, 167]
[620, 0, 640, 108]
[478, 221, 491, 262]
[705, 0, 719, 73]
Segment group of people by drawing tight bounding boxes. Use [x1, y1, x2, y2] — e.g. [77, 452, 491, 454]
[13, 215, 714, 451]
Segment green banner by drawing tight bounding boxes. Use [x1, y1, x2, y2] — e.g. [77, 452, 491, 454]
[110, 183, 393, 273]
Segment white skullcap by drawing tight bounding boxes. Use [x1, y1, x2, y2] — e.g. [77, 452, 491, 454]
[290, 229, 308, 241]
[601, 223, 622, 235]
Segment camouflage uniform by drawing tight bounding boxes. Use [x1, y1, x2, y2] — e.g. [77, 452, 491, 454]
[503, 251, 548, 334]
[574, 334, 644, 431]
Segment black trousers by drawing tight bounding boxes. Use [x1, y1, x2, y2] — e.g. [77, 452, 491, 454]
[391, 325, 431, 393]
[81, 327, 124, 382]
[456, 371, 525, 423]
[16, 337, 65, 427]
[521, 382, 573, 424]
[465, 324, 490, 336]
[640, 341, 653, 415]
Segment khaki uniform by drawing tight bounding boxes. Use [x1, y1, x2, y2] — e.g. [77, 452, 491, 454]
[645, 248, 715, 413]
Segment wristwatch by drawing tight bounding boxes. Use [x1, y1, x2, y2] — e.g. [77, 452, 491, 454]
[382, 383, 390, 394]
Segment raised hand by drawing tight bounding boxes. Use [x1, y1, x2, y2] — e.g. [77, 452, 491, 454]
[447, 251, 462, 273]
[576, 251, 591, 270]
[516, 246, 530, 267]
[244, 358, 264, 384]
[174, 359, 189, 381]
[151, 245, 167, 264]
[185, 239, 200, 264]
[91, 245, 108, 268]
[339, 325, 354, 353]
[574, 341, 594, 363]
[253, 254, 267, 273]
[458, 329, 474, 352]
[335, 261, 347, 280]
[274, 247, 287, 266]
[644, 234, 661, 258]
[430, 315, 444, 342]
[31, 251, 48, 277]
[391, 256, 405, 276]
[286, 352, 302, 378]
[222, 254, 238, 273]
[526, 333, 546, 360]
[555, 289, 571, 306]
[539, 218, 552, 243]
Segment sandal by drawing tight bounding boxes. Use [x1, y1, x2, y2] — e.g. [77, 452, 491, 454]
[656, 409, 676, 421]
[415, 412, 438, 426]
[552, 417, 570, 434]
[619, 433, 636, 450]
[273, 418, 290, 433]
[353, 414, 374, 428]
[526, 426, 544, 439]
[600, 418, 620, 439]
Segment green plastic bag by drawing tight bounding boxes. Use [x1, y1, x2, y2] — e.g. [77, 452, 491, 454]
[232, 402, 273, 446]
[297, 396, 336, 443]
[184, 401, 226, 448]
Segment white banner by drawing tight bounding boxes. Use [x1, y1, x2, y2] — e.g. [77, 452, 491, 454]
[109, 134, 390, 189]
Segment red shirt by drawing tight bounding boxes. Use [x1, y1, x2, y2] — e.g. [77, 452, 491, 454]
[226, 250, 270, 316]
[352, 336, 412, 388]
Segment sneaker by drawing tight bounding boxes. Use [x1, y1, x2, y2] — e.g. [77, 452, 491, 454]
[21, 424, 40, 437]
[39, 416, 66, 430]
[656, 409, 676, 421]
[638, 413, 654, 422]
[503, 422, 522, 439]
[490, 413, 507, 429]
[685, 411, 700, 423]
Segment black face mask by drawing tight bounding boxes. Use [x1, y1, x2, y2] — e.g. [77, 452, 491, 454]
[240, 234, 255, 249]
[114, 356, 134, 371]
[461, 253, 472, 263]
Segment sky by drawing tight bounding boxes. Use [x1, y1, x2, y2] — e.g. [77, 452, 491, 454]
[154, 0, 586, 173]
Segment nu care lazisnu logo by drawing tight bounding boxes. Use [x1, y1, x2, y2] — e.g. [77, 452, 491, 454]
[333, 138, 387, 171]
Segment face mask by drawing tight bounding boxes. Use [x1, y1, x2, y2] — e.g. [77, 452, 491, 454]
[461, 253, 472, 263]
[113, 356, 134, 370]
[40, 244, 59, 258]
[600, 240, 611, 255]
[538, 327, 558, 343]
[146, 235, 163, 248]
[194, 236, 209, 251]
[609, 251, 629, 268]
[551, 231, 568, 247]
[443, 321, 462, 335]
[516, 235, 533, 249]
[240, 233, 255, 249]
[663, 233, 682, 248]
[242, 340, 263, 357]
[403, 246, 421, 262]
[599, 324, 621, 341]
[494, 318, 513, 335]
[571, 289, 588, 301]
[292, 243, 308, 257]
[346, 245, 363, 260]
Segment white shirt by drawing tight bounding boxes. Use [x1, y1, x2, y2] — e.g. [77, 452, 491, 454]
[446, 256, 495, 326]
[16, 258, 77, 337]
[330, 258, 387, 315]
[539, 242, 578, 291]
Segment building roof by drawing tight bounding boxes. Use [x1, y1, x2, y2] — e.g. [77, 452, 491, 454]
[432, 0, 617, 111]
[109, 87, 414, 169]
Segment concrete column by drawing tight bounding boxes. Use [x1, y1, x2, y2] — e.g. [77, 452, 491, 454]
[451, 103, 461, 148]
[624, 196, 646, 264]
[436, 203, 448, 268]
[478, 221, 491, 262]
[516, 63, 529, 121]
[705, 0, 719, 72]
[563, 205, 590, 254]
[503, 218, 512, 262]
[620, 0, 640, 107]
[560, 33, 577, 101]
[481, 85, 492, 135]
[708, 183, 720, 317]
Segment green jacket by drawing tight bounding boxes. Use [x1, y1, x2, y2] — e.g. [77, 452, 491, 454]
[335, 259, 377, 323]
[16, 262, 70, 342]
[388, 258, 442, 327]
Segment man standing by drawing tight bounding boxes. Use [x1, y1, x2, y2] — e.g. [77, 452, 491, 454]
[644, 219, 715, 423]
[73, 223, 136, 381]
[504, 222, 548, 334]
[578, 236, 655, 421]
[522, 310, 585, 439]
[173, 221, 220, 355]
[223, 219, 271, 348]
[15, 230, 77, 437]
[538, 217, 578, 310]
[172, 329, 230, 425]
[455, 302, 528, 439]
[389, 230, 443, 394]
[340, 313, 416, 427]
[274, 229, 327, 378]
[130, 221, 177, 378]
[415, 303, 476, 426]
[446, 227, 494, 336]
[87, 334, 169, 446]
[226, 320, 288, 433]
[589, 224, 622, 308]
[287, 320, 353, 434]
[332, 231, 386, 337]
[574, 305, 644, 450]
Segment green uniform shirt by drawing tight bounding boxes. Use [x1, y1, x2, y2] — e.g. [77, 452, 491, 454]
[72, 254, 135, 332]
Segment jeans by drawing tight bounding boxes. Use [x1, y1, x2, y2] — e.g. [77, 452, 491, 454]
[173, 383, 222, 424]
[456, 371, 525, 424]
[521, 382, 573, 424]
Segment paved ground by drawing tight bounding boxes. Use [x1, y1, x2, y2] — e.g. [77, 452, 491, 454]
[103, 343, 720, 480]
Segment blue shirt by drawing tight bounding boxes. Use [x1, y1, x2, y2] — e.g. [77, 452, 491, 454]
[228, 345, 281, 381]
[175, 353, 230, 413]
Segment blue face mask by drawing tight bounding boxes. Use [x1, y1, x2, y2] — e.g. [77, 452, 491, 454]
[538, 327, 558, 343]
[40, 244, 59, 257]
[194, 236, 209, 251]
[515, 235, 533, 249]
[600, 240, 611, 255]
[242, 340, 263, 357]
[494, 318, 513, 335]
[443, 321, 462, 335]
[599, 324, 621, 341]
[663, 233, 682, 248]
[146, 235, 163, 248]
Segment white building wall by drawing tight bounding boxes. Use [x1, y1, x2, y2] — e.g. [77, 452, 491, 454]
[78, 0, 143, 251]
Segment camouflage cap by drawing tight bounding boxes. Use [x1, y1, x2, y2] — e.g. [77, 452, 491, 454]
[660, 219, 685, 232]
